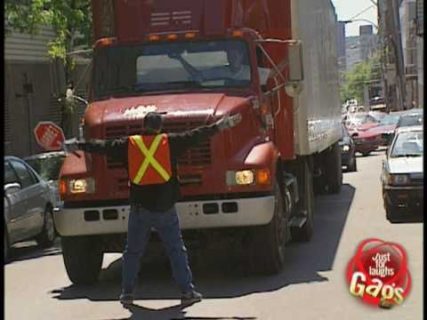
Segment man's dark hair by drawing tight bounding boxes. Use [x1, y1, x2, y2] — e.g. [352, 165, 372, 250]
[144, 112, 163, 132]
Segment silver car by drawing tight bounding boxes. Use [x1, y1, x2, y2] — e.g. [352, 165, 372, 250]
[381, 126, 423, 223]
[4, 156, 57, 261]
[24, 151, 66, 208]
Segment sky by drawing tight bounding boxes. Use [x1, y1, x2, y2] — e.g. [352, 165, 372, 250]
[331, 0, 378, 37]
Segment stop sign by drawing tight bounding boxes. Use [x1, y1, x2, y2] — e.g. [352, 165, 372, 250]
[34, 121, 65, 151]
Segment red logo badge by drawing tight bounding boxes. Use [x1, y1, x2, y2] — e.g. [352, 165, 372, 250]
[346, 238, 411, 309]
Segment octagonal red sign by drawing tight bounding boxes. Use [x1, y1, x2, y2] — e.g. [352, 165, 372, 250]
[34, 121, 65, 151]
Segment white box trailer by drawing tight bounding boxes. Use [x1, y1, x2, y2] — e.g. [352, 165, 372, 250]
[291, 0, 342, 156]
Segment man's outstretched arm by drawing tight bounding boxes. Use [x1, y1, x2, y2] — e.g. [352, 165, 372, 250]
[169, 113, 241, 157]
[63, 137, 128, 162]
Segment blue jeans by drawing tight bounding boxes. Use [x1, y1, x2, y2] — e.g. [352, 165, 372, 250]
[121, 204, 195, 295]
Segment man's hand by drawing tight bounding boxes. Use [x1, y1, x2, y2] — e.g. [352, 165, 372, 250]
[62, 138, 81, 153]
[216, 113, 242, 130]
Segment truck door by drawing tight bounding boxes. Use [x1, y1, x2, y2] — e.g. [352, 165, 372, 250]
[9, 159, 45, 239]
[4, 160, 28, 243]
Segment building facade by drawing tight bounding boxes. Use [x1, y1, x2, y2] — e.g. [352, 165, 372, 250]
[345, 26, 379, 72]
[399, 0, 419, 108]
[336, 21, 347, 78]
[416, 0, 423, 107]
[4, 26, 65, 157]
[4, 26, 91, 157]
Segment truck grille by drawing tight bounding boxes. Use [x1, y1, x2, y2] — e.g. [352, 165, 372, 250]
[104, 120, 211, 168]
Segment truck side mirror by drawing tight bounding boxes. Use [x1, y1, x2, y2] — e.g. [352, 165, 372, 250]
[288, 41, 304, 82]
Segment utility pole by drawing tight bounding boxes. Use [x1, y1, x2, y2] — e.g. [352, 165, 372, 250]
[391, 0, 406, 110]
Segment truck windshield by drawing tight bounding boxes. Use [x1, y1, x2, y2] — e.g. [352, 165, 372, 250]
[92, 39, 252, 99]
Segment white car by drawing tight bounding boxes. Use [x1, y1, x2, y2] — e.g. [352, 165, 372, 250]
[381, 126, 423, 222]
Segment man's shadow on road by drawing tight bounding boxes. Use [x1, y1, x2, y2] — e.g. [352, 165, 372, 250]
[108, 302, 256, 320]
[51, 184, 356, 317]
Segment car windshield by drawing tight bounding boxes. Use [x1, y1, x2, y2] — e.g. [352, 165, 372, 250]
[390, 131, 423, 158]
[398, 114, 423, 127]
[379, 114, 400, 126]
[92, 39, 254, 99]
[346, 114, 378, 127]
[25, 155, 65, 181]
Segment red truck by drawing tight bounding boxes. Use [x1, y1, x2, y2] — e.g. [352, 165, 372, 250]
[55, 0, 343, 285]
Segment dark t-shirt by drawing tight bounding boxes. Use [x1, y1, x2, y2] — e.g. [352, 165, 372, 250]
[79, 123, 219, 212]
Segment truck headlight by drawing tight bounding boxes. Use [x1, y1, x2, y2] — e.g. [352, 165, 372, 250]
[227, 170, 254, 185]
[226, 168, 271, 186]
[342, 145, 350, 152]
[60, 177, 96, 196]
[388, 174, 410, 185]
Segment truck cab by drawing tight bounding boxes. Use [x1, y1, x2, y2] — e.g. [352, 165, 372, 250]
[55, 0, 342, 285]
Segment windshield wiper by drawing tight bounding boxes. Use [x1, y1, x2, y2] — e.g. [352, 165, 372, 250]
[392, 154, 422, 158]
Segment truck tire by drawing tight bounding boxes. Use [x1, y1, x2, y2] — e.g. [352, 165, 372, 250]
[61, 236, 104, 285]
[249, 182, 289, 274]
[291, 159, 314, 242]
[326, 142, 342, 194]
[36, 207, 56, 248]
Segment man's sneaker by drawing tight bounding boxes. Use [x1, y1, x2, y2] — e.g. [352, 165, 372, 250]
[119, 293, 134, 307]
[181, 290, 203, 305]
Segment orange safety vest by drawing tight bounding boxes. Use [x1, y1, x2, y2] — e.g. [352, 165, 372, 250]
[128, 134, 172, 185]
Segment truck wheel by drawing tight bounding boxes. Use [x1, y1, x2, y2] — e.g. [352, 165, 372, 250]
[61, 236, 104, 285]
[326, 142, 342, 194]
[36, 207, 56, 248]
[291, 159, 314, 242]
[249, 182, 289, 274]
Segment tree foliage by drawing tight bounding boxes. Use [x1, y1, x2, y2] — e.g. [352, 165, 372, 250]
[5, 0, 92, 77]
[340, 53, 381, 104]
[5, 0, 93, 137]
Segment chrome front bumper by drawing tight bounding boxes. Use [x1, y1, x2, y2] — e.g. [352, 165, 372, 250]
[54, 196, 275, 236]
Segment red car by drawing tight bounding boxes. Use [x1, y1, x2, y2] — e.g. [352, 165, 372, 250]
[351, 129, 382, 156]
[345, 112, 379, 132]
[364, 113, 401, 146]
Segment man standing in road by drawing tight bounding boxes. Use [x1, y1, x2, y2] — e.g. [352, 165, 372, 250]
[64, 111, 241, 307]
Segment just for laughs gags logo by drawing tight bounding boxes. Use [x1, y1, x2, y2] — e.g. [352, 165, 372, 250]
[346, 238, 411, 309]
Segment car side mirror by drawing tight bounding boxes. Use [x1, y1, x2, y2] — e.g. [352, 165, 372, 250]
[285, 40, 304, 98]
[288, 41, 304, 81]
[4, 182, 21, 195]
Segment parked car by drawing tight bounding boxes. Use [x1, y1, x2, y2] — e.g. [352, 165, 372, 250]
[381, 126, 423, 223]
[366, 112, 401, 146]
[339, 125, 357, 172]
[24, 151, 66, 207]
[4, 156, 57, 261]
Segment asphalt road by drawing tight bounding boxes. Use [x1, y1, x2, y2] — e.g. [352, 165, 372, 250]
[5, 150, 423, 320]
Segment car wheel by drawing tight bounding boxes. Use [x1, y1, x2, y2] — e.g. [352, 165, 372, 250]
[4, 231, 10, 263]
[36, 207, 56, 248]
[385, 203, 401, 223]
[361, 152, 371, 157]
[347, 155, 357, 172]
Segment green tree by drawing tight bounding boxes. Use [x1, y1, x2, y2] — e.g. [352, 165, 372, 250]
[340, 54, 381, 104]
[5, 0, 92, 137]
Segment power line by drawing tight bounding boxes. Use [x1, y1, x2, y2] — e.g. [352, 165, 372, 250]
[347, 5, 376, 21]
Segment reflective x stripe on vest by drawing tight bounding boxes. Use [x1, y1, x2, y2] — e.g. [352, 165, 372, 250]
[128, 134, 172, 185]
